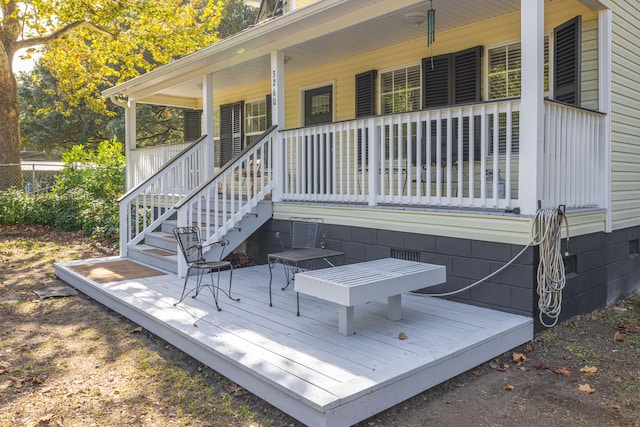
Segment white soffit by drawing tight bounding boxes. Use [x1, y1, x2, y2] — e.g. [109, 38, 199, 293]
[109, 0, 562, 104]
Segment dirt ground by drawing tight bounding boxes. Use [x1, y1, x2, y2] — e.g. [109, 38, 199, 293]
[1, 224, 638, 427]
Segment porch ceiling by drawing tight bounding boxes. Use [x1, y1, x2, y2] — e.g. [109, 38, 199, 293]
[106, 0, 560, 107]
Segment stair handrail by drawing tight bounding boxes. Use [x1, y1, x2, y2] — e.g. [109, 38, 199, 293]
[172, 126, 278, 276]
[118, 135, 210, 256]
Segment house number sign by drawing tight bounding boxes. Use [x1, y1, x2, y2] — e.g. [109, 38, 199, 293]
[272, 70, 277, 107]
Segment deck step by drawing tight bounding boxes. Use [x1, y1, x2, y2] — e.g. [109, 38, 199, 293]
[129, 244, 179, 273]
[144, 230, 177, 252]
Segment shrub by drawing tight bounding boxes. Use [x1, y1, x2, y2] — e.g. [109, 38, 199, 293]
[0, 188, 32, 224]
[0, 139, 124, 243]
[53, 137, 125, 201]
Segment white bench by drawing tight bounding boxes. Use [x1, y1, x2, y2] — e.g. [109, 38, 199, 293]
[294, 258, 446, 335]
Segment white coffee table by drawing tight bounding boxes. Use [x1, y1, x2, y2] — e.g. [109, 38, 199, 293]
[294, 258, 446, 335]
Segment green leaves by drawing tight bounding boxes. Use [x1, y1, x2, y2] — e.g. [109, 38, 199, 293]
[0, 139, 124, 241]
[54, 137, 125, 201]
[38, 0, 224, 114]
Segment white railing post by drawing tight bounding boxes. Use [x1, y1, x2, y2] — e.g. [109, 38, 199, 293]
[367, 118, 379, 207]
[272, 131, 283, 202]
[119, 202, 129, 257]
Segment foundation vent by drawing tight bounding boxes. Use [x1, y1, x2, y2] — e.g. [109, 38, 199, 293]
[391, 248, 420, 262]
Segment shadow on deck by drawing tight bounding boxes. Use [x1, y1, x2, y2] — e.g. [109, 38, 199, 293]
[55, 257, 533, 427]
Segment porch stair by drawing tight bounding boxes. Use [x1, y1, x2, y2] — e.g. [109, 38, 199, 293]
[128, 200, 273, 273]
[120, 127, 277, 276]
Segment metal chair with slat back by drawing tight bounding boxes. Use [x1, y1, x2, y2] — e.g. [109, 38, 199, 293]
[173, 226, 238, 311]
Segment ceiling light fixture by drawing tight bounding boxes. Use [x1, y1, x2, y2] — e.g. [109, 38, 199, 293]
[404, 11, 427, 26]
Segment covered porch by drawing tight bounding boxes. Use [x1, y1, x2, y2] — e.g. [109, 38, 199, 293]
[109, 0, 609, 230]
[54, 258, 532, 427]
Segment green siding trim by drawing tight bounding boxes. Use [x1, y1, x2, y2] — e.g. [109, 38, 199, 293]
[273, 203, 607, 245]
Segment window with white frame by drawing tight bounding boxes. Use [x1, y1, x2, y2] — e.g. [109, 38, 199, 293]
[487, 36, 550, 100]
[486, 36, 549, 155]
[245, 98, 267, 146]
[379, 64, 421, 114]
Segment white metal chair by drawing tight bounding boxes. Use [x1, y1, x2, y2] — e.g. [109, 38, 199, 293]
[173, 226, 238, 311]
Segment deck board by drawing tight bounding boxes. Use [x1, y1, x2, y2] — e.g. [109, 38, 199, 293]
[55, 257, 533, 427]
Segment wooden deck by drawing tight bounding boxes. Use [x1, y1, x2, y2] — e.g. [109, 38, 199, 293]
[55, 257, 533, 427]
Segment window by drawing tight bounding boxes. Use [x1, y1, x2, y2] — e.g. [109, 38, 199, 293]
[487, 36, 550, 100]
[245, 98, 268, 146]
[380, 64, 421, 114]
[304, 85, 333, 126]
[486, 37, 549, 155]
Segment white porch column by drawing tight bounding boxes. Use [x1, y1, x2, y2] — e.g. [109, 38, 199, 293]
[271, 50, 285, 201]
[125, 99, 137, 190]
[202, 72, 215, 178]
[518, 0, 545, 215]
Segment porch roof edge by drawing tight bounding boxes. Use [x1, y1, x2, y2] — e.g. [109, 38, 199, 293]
[101, 0, 408, 100]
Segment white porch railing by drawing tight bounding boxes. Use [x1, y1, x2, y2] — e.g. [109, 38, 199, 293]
[130, 141, 193, 187]
[543, 101, 607, 209]
[118, 136, 209, 256]
[280, 99, 605, 212]
[281, 100, 522, 209]
[120, 101, 605, 258]
[173, 128, 276, 276]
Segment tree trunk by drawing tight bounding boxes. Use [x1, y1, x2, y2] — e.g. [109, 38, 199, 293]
[0, 46, 23, 192]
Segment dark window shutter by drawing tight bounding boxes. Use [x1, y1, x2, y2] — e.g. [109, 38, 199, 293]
[266, 94, 272, 127]
[554, 16, 582, 106]
[231, 101, 244, 156]
[422, 47, 482, 161]
[422, 54, 451, 108]
[184, 110, 202, 142]
[220, 104, 233, 165]
[355, 70, 377, 117]
[220, 102, 244, 165]
[452, 46, 483, 104]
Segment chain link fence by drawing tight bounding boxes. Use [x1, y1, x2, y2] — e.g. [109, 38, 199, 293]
[0, 162, 64, 193]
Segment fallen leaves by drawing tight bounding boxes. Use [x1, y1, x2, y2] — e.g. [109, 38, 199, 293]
[578, 383, 596, 394]
[511, 352, 527, 364]
[491, 351, 529, 372]
[579, 366, 598, 376]
[553, 367, 572, 376]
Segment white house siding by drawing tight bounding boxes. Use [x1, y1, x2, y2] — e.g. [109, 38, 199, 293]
[599, 0, 640, 231]
[582, 17, 600, 110]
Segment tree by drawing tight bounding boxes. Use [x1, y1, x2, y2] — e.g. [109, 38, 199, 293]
[19, 60, 186, 154]
[218, 0, 259, 38]
[0, 0, 223, 192]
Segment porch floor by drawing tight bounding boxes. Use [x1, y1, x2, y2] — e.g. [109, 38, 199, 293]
[54, 257, 533, 427]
